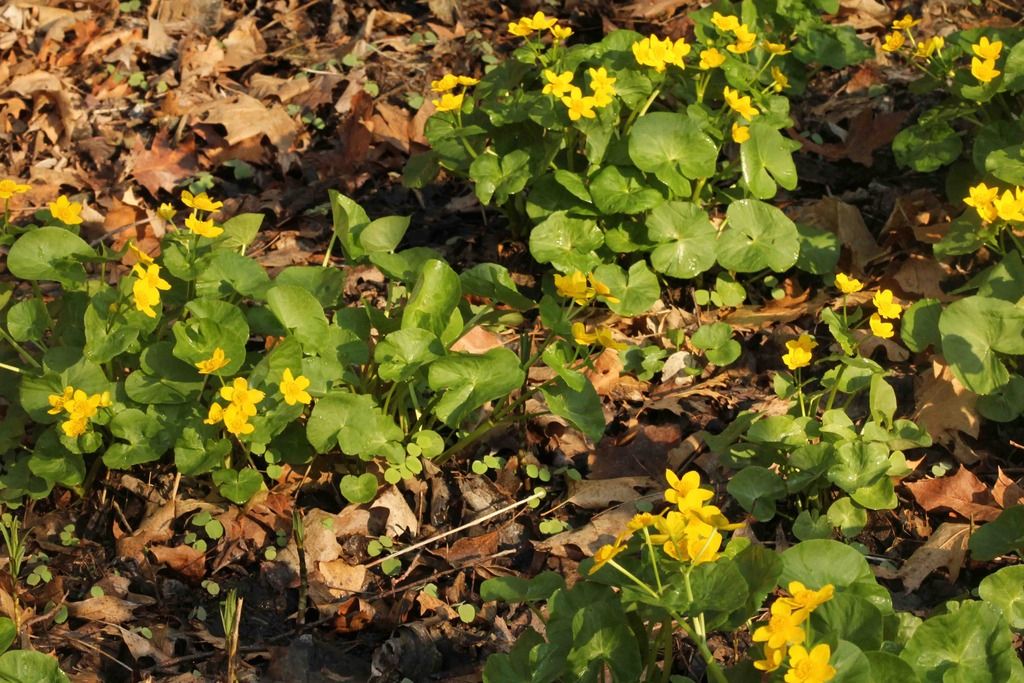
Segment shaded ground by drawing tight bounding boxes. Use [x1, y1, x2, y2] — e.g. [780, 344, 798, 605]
[1, 0, 1023, 680]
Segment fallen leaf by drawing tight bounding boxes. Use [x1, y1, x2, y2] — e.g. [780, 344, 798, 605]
[201, 94, 299, 170]
[128, 130, 199, 196]
[450, 326, 504, 354]
[897, 522, 970, 591]
[218, 16, 266, 71]
[535, 502, 655, 557]
[993, 468, 1024, 509]
[914, 360, 980, 445]
[442, 528, 501, 564]
[149, 544, 207, 581]
[566, 476, 659, 509]
[67, 595, 143, 624]
[724, 291, 829, 331]
[791, 198, 882, 272]
[893, 254, 949, 300]
[590, 423, 682, 479]
[844, 109, 909, 167]
[371, 486, 419, 537]
[318, 559, 368, 596]
[905, 465, 1001, 522]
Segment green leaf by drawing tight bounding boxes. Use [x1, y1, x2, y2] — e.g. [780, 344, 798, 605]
[795, 222, 841, 275]
[691, 322, 732, 351]
[592, 261, 660, 317]
[358, 215, 409, 254]
[726, 466, 786, 521]
[212, 468, 265, 505]
[529, 212, 604, 273]
[481, 571, 566, 603]
[979, 565, 1024, 630]
[340, 473, 379, 504]
[865, 651, 920, 682]
[542, 341, 587, 392]
[901, 299, 942, 353]
[218, 212, 263, 251]
[828, 640, 874, 683]
[646, 201, 717, 279]
[740, 120, 800, 199]
[7, 227, 96, 286]
[266, 284, 330, 351]
[274, 266, 346, 308]
[685, 558, 749, 628]
[793, 510, 833, 541]
[328, 191, 370, 260]
[827, 497, 868, 536]
[969, 505, 1024, 561]
[901, 601, 1023, 682]
[470, 150, 531, 206]
[977, 374, 1024, 422]
[428, 348, 525, 429]
[1004, 38, 1024, 91]
[403, 150, 440, 189]
[7, 299, 49, 342]
[869, 374, 897, 428]
[893, 120, 962, 172]
[782, 540, 893, 613]
[0, 650, 69, 683]
[588, 165, 664, 215]
[125, 342, 204, 404]
[374, 328, 444, 382]
[460, 263, 535, 310]
[829, 441, 890, 493]
[306, 391, 403, 457]
[939, 296, 1024, 395]
[628, 112, 718, 191]
[402, 259, 462, 337]
[985, 144, 1024, 185]
[0, 618, 14, 655]
[718, 199, 799, 273]
[196, 250, 270, 299]
[175, 430, 232, 476]
[540, 377, 605, 442]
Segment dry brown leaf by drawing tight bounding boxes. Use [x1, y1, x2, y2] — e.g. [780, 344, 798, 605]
[201, 94, 298, 169]
[586, 347, 623, 396]
[3, 70, 80, 143]
[914, 360, 980, 444]
[318, 559, 368, 596]
[791, 198, 882, 272]
[535, 503, 654, 558]
[128, 129, 199, 196]
[218, 17, 266, 70]
[905, 465, 1001, 522]
[416, 590, 457, 619]
[450, 326, 504, 354]
[893, 254, 949, 300]
[844, 109, 909, 167]
[149, 544, 207, 580]
[566, 476, 659, 509]
[248, 74, 313, 104]
[371, 486, 419, 537]
[116, 625, 171, 663]
[723, 291, 829, 331]
[67, 595, 143, 624]
[443, 529, 501, 564]
[993, 468, 1024, 509]
[116, 478, 203, 562]
[897, 522, 970, 591]
[590, 423, 682, 479]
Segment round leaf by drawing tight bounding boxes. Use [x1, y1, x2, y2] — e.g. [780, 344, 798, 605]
[628, 111, 718, 182]
[340, 473, 379, 504]
[939, 296, 1024, 395]
[718, 199, 799, 273]
[646, 201, 717, 279]
[7, 227, 95, 286]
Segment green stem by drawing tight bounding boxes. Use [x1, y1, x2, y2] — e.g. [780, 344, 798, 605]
[825, 364, 846, 412]
[0, 327, 41, 369]
[642, 528, 663, 594]
[0, 362, 22, 374]
[796, 368, 806, 417]
[657, 618, 674, 683]
[321, 232, 338, 267]
[624, 88, 661, 132]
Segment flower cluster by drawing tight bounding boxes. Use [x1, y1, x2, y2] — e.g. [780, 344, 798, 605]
[632, 34, 692, 72]
[590, 470, 740, 574]
[970, 36, 1002, 83]
[782, 333, 817, 371]
[880, 14, 943, 59]
[752, 582, 836, 682]
[541, 66, 617, 121]
[205, 377, 265, 436]
[131, 262, 171, 319]
[964, 181, 1024, 224]
[430, 73, 479, 113]
[48, 386, 111, 438]
[572, 322, 626, 350]
[181, 190, 224, 238]
[553, 271, 618, 305]
[507, 11, 570, 41]
[710, 11, 757, 55]
[869, 289, 902, 339]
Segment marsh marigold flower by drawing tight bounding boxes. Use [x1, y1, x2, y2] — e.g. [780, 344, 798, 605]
[185, 211, 224, 238]
[754, 645, 785, 673]
[128, 241, 155, 266]
[771, 66, 790, 92]
[834, 273, 864, 294]
[873, 289, 902, 319]
[994, 189, 1024, 222]
[881, 32, 905, 52]
[572, 322, 626, 350]
[588, 273, 619, 303]
[554, 271, 592, 304]
[964, 182, 1000, 223]
[0, 179, 29, 200]
[550, 24, 573, 41]
[542, 70, 575, 97]
[971, 58, 1000, 83]
[785, 644, 836, 683]
[157, 203, 176, 221]
[181, 190, 223, 213]
[196, 348, 230, 375]
[752, 601, 806, 650]
[561, 87, 597, 121]
[430, 74, 459, 92]
[220, 377, 265, 416]
[432, 91, 464, 113]
[723, 86, 759, 120]
[728, 24, 757, 54]
[589, 535, 628, 574]
[892, 14, 920, 30]
[131, 263, 171, 318]
[280, 368, 312, 406]
[711, 12, 740, 32]
[915, 36, 944, 59]
[782, 333, 816, 370]
[764, 40, 791, 55]
[779, 582, 835, 619]
[49, 195, 83, 225]
[699, 47, 726, 69]
[665, 470, 714, 511]
[522, 11, 557, 31]
[587, 67, 616, 106]
[972, 36, 1003, 61]
[869, 313, 894, 339]
[731, 123, 750, 143]
[48, 387, 75, 415]
[508, 19, 533, 37]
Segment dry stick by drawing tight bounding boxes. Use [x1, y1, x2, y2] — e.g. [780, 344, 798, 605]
[364, 491, 545, 570]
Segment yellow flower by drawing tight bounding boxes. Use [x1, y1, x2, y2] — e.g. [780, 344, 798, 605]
[0, 179, 30, 200]
[633, 36, 669, 72]
[763, 40, 790, 55]
[665, 38, 691, 67]
[785, 644, 836, 683]
[572, 322, 625, 350]
[522, 11, 557, 31]
[48, 387, 75, 415]
[782, 333, 817, 371]
[554, 271, 593, 305]
[588, 67, 616, 105]
[561, 87, 597, 121]
[689, 503, 743, 531]
[723, 86, 759, 120]
[964, 182, 1000, 223]
[430, 74, 459, 92]
[128, 241, 155, 266]
[994, 189, 1024, 222]
[728, 25, 757, 54]
[699, 47, 726, 70]
[456, 75, 479, 86]
[588, 539, 627, 574]
[157, 203, 176, 221]
[280, 368, 312, 406]
[731, 122, 750, 143]
[61, 417, 89, 438]
[204, 403, 224, 425]
[664, 470, 714, 511]
[220, 377, 265, 415]
[49, 195, 83, 225]
[542, 69, 575, 97]
[589, 273, 619, 304]
[834, 273, 864, 294]
[873, 289, 902, 319]
[432, 92, 465, 113]
[972, 36, 1003, 61]
[97, 391, 112, 408]
[660, 513, 723, 565]
[550, 25, 573, 41]
[711, 12, 741, 32]
[914, 36, 944, 59]
[184, 211, 224, 238]
[881, 32, 905, 52]
[752, 601, 807, 650]
[64, 389, 102, 423]
[971, 57, 1000, 83]
[892, 14, 920, 30]
[508, 19, 533, 37]
[779, 582, 835, 619]
[627, 512, 665, 533]
[181, 190, 223, 213]
[869, 313, 894, 339]
[754, 645, 785, 672]
[771, 66, 789, 92]
[222, 403, 255, 436]
[196, 348, 230, 375]
[131, 263, 171, 318]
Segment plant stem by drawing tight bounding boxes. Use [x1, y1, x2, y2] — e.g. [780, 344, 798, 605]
[0, 362, 21, 374]
[0, 327, 41, 369]
[657, 618, 673, 683]
[321, 233, 338, 267]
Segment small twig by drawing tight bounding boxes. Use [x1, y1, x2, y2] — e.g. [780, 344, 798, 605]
[364, 491, 544, 569]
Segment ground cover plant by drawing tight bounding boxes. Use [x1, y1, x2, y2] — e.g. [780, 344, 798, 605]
[0, 1, 1022, 681]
